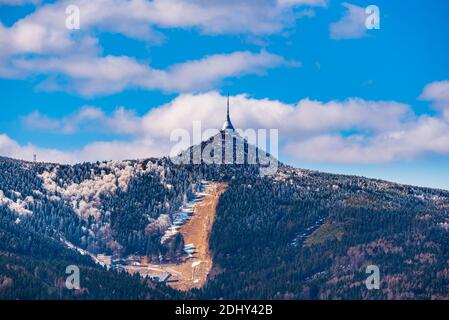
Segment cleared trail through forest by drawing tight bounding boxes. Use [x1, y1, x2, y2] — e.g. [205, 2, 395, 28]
[165, 182, 227, 291]
[128, 182, 227, 291]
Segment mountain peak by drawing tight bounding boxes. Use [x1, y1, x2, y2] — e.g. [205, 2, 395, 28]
[171, 129, 280, 177]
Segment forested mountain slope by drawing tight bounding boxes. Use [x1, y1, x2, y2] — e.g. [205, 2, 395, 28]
[0, 156, 204, 258]
[1, 139, 449, 299]
[0, 207, 180, 299]
[201, 168, 449, 299]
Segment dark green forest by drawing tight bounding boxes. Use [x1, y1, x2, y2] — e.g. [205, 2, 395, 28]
[201, 173, 449, 299]
[1, 150, 449, 299]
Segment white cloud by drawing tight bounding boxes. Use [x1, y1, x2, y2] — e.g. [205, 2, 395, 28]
[150, 50, 295, 92]
[133, 0, 327, 35]
[22, 106, 142, 134]
[0, 0, 326, 57]
[0, 0, 321, 95]
[330, 2, 367, 40]
[113, 92, 410, 143]
[0, 134, 75, 163]
[285, 116, 449, 163]
[21, 111, 61, 132]
[421, 80, 449, 104]
[0, 3, 89, 58]
[420, 80, 449, 120]
[11, 86, 449, 165]
[0, 133, 167, 164]
[11, 51, 291, 96]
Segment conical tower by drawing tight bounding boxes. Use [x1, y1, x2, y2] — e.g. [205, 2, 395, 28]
[222, 94, 235, 132]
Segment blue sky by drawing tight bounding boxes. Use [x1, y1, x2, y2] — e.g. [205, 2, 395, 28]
[1, 0, 449, 189]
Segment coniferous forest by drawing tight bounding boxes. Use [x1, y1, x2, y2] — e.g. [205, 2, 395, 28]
[1, 153, 449, 299]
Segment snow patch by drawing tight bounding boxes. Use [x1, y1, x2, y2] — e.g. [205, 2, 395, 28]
[38, 160, 162, 220]
[439, 222, 449, 231]
[146, 214, 171, 234]
[0, 190, 33, 215]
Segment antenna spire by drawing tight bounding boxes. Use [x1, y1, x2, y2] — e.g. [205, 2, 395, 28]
[226, 93, 230, 120]
[222, 93, 235, 132]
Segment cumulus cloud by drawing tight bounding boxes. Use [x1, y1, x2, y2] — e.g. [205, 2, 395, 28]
[330, 2, 367, 40]
[0, 133, 167, 163]
[147, 0, 327, 35]
[0, 0, 323, 95]
[9, 84, 449, 164]
[10, 50, 291, 95]
[137, 92, 411, 139]
[0, 0, 326, 57]
[421, 80, 449, 103]
[285, 116, 449, 163]
[22, 106, 141, 134]
[420, 80, 449, 120]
